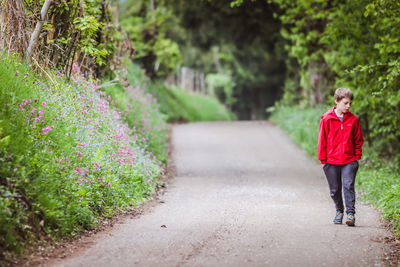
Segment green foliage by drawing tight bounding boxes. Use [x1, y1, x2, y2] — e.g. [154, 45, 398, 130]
[73, 15, 109, 66]
[206, 73, 236, 107]
[266, 0, 337, 105]
[119, 1, 182, 78]
[17, 0, 119, 76]
[0, 54, 163, 260]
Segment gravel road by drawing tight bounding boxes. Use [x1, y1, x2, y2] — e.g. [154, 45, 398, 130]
[45, 121, 395, 267]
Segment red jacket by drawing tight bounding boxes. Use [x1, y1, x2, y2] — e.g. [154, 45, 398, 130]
[318, 107, 363, 165]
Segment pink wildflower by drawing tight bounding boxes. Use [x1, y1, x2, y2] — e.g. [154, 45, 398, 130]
[75, 167, 83, 174]
[42, 101, 46, 107]
[93, 162, 100, 169]
[18, 103, 25, 111]
[42, 126, 52, 135]
[107, 182, 112, 187]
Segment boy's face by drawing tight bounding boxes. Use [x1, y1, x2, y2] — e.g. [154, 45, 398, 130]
[335, 97, 352, 115]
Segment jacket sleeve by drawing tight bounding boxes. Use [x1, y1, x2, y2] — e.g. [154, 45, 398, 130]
[317, 118, 327, 164]
[353, 118, 364, 159]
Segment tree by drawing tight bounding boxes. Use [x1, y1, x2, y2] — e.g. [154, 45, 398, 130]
[119, 0, 182, 79]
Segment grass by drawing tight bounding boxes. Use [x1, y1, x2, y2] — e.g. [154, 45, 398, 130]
[126, 63, 235, 122]
[268, 105, 327, 159]
[269, 104, 400, 236]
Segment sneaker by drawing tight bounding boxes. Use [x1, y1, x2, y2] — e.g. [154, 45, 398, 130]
[346, 212, 355, 226]
[333, 210, 343, 224]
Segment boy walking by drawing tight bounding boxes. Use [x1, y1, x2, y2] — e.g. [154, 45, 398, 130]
[318, 88, 364, 226]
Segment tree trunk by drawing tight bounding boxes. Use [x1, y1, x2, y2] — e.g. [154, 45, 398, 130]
[26, 0, 52, 64]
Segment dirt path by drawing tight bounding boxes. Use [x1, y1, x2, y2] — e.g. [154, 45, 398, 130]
[44, 121, 395, 266]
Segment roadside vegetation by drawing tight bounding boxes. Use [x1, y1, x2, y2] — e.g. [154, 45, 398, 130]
[0, 54, 232, 263]
[0, 54, 161, 259]
[269, 105, 400, 236]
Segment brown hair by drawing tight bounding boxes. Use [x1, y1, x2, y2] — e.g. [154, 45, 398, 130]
[334, 87, 353, 101]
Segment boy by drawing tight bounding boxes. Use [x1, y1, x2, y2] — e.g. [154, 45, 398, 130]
[318, 87, 364, 226]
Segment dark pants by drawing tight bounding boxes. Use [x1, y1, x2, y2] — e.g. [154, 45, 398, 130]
[323, 161, 359, 214]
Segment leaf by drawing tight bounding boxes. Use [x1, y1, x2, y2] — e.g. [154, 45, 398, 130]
[0, 136, 10, 147]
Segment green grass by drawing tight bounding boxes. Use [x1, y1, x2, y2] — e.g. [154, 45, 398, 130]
[166, 85, 234, 122]
[357, 169, 400, 235]
[126, 63, 235, 122]
[268, 105, 327, 159]
[269, 104, 400, 236]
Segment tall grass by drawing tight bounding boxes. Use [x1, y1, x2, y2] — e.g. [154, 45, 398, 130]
[269, 105, 400, 236]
